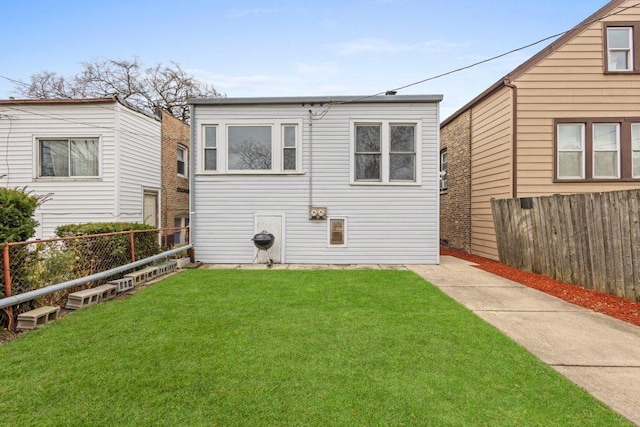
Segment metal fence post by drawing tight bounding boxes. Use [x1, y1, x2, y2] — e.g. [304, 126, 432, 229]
[3, 244, 13, 328]
[129, 231, 136, 263]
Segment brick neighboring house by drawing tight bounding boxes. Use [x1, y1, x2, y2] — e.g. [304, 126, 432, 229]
[161, 111, 190, 245]
[440, 0, 640, 260]
[439, 110, 471, 253]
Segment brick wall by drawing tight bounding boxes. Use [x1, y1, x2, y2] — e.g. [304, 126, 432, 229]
[439, 109, 472, 252]
[161, 112, 190, 236]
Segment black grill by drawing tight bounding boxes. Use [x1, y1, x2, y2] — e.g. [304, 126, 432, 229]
[252, 231, 275, 267]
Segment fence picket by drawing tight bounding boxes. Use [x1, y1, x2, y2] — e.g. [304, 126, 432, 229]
[492, 190, 640, 302]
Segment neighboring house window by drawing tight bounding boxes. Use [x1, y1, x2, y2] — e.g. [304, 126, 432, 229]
[440, 149, 448, 191]
[328, 217, 347, 247]
[39, 138, 99, 177]
[555, 118, 640, 181]
[173, 216, 189, 245]
[352, 121, 420, 184]
[632, 123, 640, 178]
[604, 23, 640, 73]
[592, 123, 619, 179]
[201, 122, 300, 173]
[203, 126, 217, 171]
[177, 145, 187, 177]
[557, 124, 585, 179]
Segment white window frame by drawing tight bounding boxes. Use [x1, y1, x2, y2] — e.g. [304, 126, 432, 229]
[607, 27, 633, 72]
[177, 145, 188, 178]
[632, 123, 640, 178]
[440, 150, 448, 191]
[327, 216, 347, 248]
[592, 123, 620, 179]
[556, 123, 585, 179]
[199, 120, 302, 175]
[203, 125, 218, 172]
[350, 119, 422, 186]
[34, 136, 102, 179]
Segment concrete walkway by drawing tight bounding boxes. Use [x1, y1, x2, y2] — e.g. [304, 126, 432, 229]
[408, 256, 640, 426]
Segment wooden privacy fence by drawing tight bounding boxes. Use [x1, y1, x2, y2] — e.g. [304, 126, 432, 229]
[491, 189, 640, 302]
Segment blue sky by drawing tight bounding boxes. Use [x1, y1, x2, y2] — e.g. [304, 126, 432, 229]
[0, 0, 610, 118]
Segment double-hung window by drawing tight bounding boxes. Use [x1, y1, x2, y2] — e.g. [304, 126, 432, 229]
[607, 27, 633, 71]
[604, 23, 640, 73]
[555, 118, 639, 181]
[440, 149, 448, 191]
[201, 122, 300, 173]
[352, 121, 420, 184]
[38, 138, 99, 178]
[632, 124, 640, 178]
[592, 123, 620, 178]
[177, 145, 188, 177]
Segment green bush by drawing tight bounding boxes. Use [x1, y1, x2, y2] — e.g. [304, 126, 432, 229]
[0, 188, 46, 327]
[56, 222, 161, 276]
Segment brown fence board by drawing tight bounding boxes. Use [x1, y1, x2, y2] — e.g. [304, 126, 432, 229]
[491, 189, 640, 302]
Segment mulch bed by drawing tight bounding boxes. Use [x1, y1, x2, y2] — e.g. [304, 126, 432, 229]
[441, 247, 640, 327]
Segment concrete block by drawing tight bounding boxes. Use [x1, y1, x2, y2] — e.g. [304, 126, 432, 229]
[65, 288, 102, 310]
[124, 266, 158, 285]
[93, 284, 117, 301]
[108, 277, 134, 293]
[176, 257, 190, 268]
[16, 306, 60, 331]
[156, 260, 178, 275]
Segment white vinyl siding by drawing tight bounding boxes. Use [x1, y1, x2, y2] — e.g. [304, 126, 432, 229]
[0, 102, 158, 237]
[191, 100, 439, 264]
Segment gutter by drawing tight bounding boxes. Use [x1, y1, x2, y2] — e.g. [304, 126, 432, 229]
[504, 78, 518, 198]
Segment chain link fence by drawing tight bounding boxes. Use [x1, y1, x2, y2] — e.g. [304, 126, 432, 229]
[1, 227, 189, 328]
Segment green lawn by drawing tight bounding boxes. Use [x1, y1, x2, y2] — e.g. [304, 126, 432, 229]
[0, 269, 630, 426]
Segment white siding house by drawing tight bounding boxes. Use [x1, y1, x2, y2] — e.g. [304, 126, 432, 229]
[0, 97, 161, 237]
[189, 95, 442, 265]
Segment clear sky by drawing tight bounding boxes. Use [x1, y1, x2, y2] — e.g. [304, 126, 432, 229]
[0, 0, 610, 119]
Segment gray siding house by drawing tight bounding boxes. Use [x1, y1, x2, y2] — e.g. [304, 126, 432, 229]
[189, 95, 442, 265]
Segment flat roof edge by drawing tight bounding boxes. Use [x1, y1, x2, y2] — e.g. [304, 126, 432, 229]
[189, 95, 443, 106]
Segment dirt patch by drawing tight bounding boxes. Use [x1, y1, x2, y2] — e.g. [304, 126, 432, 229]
[441, 247, 640, 326]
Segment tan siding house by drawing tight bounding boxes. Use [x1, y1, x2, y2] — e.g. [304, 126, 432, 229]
[441, 0, 640, 260]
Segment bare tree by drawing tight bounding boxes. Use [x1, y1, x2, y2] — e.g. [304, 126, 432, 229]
[15, 58, 221, 122]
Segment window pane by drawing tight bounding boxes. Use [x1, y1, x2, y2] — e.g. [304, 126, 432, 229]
[205, 149, 217, 170]
[609, 51, 630, 70]
[390, 153, 415, 181]
[40, 140, 69, 177]
[228, 126, 272, 170]
[608, 28, 631, 49]
[557, 124, 583, 150]
[594, 152, 618, 178]
[632, 124, 640, 150]
[355, 125, 381, 152]
[558, 152, 583, 178]
[70, 139, 99, 176]
[205, 126, 216, 148]
[593, 124, 618, 150]
[390, 125, 415, 152]
[633, 152, 640, 177]
[355, 154, 380, 180]
[283, 148, 296, 170]
[284, 126, 296, 148]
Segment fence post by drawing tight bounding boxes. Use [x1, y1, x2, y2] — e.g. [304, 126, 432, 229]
[3, 244, 13, 328]
[129, 231, 136, 263]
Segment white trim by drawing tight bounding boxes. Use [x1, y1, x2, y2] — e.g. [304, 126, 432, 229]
[592, 123, 621, 179]
[327, 216, 347, 248]
[632, 123, 640, 178]
[198, 119, 304, 175]
[607, 26, 634, 72]
[349, 119, 422, 186]
[33, 134, 102, 179]
[556, 123, 585, 179]
[177, 144, 188, 178]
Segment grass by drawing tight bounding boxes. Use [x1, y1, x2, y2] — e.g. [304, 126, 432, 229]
[0, 269, 630, 426]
